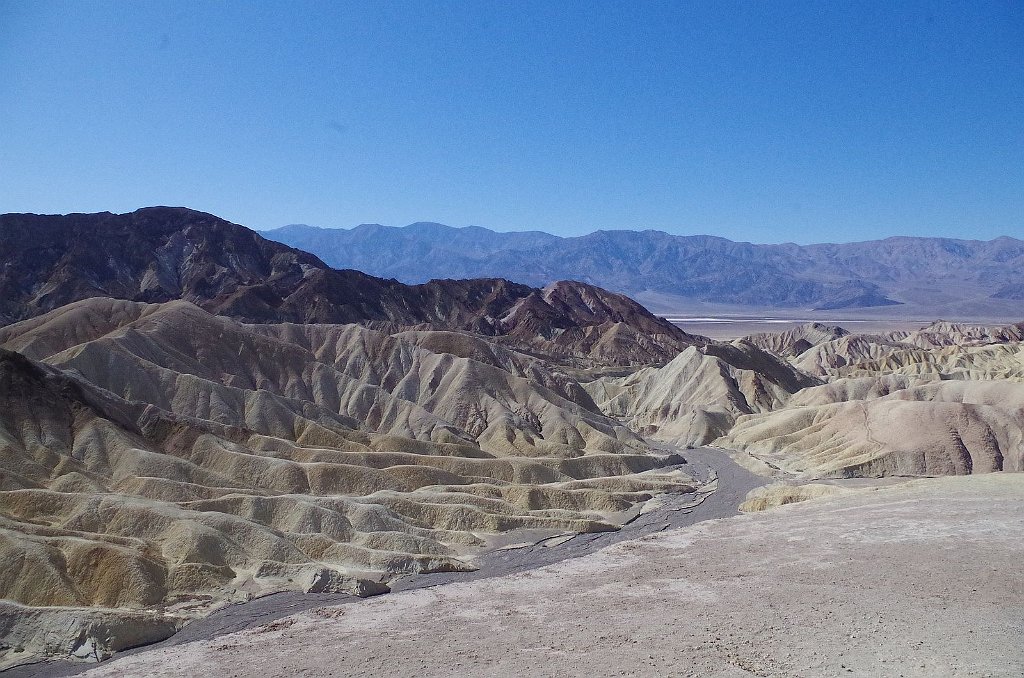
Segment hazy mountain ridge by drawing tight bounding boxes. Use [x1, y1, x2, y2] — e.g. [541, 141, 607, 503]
[266, 223, 1024, 312]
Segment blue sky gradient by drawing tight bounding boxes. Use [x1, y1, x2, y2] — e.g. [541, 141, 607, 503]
[1, 1, 1021, 242]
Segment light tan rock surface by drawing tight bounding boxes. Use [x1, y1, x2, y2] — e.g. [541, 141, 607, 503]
[0, 299, 698, 667]
[718, 390, 1024, 477]
[792, 321, 1024, 380]
[743, 321, 849, 357]
[718, 322, 1024, 477]
[6, 306, 1024, 671]
[81, 474, 1024, 678]
[738, 481, 852, 512]
[584, 341, 819, 447]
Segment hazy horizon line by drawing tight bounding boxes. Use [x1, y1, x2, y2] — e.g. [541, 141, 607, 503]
[3, 206, 1017, 247]
[261, 219, 1022, 247]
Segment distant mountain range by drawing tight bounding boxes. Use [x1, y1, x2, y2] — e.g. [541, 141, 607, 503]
[265, 223, 1024, 315]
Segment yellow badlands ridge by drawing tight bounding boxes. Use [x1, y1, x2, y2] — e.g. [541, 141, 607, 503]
[0, 298, 695, 665]
[3, 304, 1024, 669]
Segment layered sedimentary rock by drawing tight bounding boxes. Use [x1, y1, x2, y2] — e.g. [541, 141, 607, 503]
[584, 341, 820, 446]
[744, 322, 849, 357]
[0, 299, 696, 667]
[718, 322, 1024, 477]
[4, 206, 1023, 670]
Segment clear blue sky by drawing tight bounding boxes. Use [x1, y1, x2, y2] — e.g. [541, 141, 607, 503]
[1, 1, 1021, 242]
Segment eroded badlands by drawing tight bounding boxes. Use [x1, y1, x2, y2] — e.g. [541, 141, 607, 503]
[80, 474, 1024, 678]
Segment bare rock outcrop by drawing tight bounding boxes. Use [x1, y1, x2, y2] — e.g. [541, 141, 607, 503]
[585, 341, 820, 446]
[0, 299, 699, 668]
[694, 320, 1024, 478]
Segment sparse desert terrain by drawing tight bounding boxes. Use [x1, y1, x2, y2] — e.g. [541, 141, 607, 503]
[2, 210, 1023, 677]
[7, 2, 1022, 675]
[76, 473, 1024, 678]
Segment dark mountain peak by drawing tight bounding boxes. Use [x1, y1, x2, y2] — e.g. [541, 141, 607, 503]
[540, 280, 653, 324]
[0, 207, 337, 322]
[0, 208, 698, 365]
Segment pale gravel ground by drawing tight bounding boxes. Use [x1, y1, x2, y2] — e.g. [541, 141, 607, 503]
[81, 474, 1024, 678]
